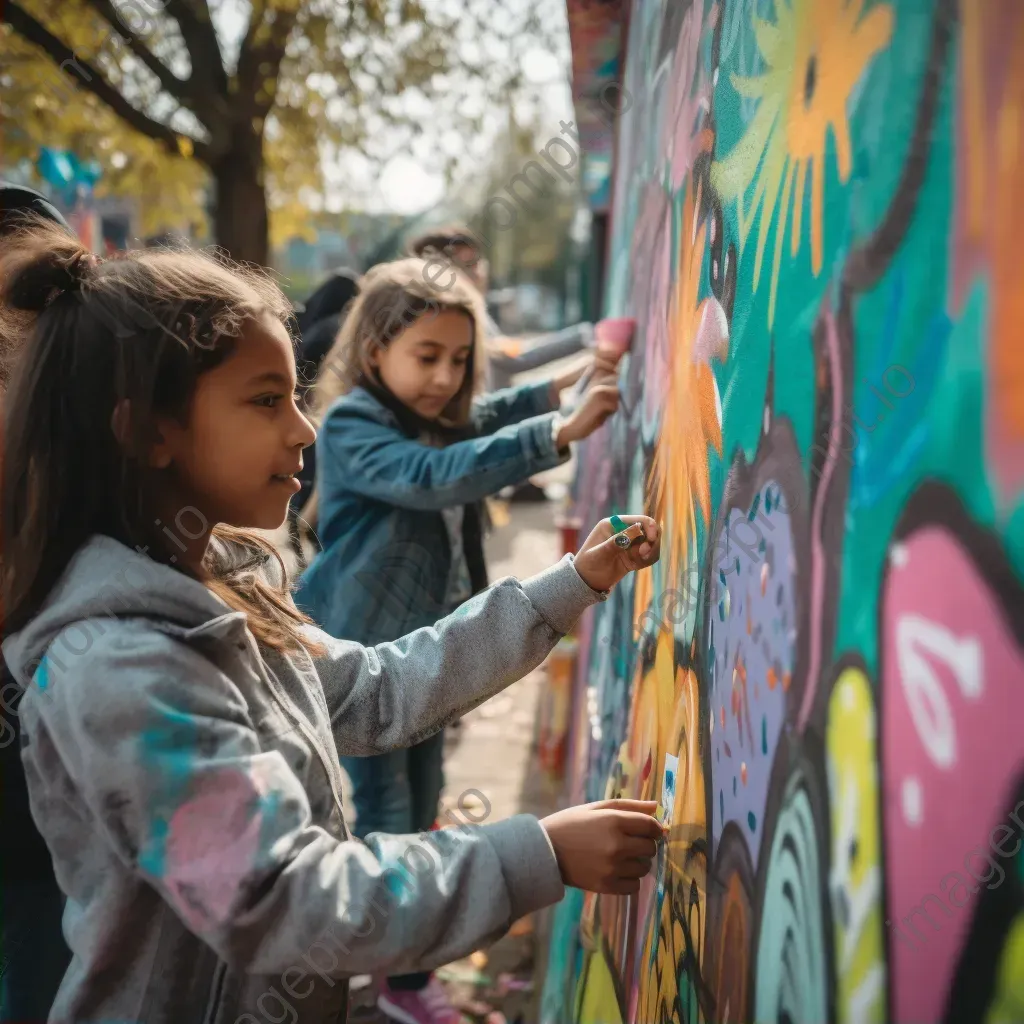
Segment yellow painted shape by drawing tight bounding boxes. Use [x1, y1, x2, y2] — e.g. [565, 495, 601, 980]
[712, 0, 893, 324]
[826, 665, 886, 1024]
[575, 944, 626, 1024]
[986, 913, 1024, 1024]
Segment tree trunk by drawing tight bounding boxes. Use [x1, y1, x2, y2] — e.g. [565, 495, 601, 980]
[211, 121, 268, 266]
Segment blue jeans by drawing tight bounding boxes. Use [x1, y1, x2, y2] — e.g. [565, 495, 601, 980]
[341, 729, 446, 992]
[342, 728, 446, 839]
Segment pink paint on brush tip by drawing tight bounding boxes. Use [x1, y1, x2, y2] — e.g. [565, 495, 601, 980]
[595, 317, 637, 356]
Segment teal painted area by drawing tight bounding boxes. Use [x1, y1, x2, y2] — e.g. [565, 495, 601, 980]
[138, 815, 169, 879]
[540, 887, 587, 1024]
[137, 706, 200, 880]
[834, 24, 961, 669]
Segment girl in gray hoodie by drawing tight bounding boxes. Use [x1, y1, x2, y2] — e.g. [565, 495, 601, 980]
[0, 220, 664, 1023]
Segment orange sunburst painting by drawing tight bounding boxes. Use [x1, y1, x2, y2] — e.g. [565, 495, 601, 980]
[712, 0, 894, 326]
[648, 177, 730, 591]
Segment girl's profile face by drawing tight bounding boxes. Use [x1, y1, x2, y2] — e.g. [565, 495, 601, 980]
[372, 308, 473, 421]
[150, 312, 317, 531]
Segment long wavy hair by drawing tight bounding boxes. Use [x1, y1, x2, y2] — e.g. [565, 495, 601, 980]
[1, 218, 318, 652]
[313, 256, 488, 427]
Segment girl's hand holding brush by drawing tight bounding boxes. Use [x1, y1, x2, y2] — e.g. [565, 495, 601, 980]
[549, 345, 622, 400]
[541, 799, 666, 895]
[554, 381, 620, 448]
[573, 515, 661, 592]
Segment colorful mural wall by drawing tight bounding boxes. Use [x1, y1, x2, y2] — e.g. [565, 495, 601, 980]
[544, 0, 1024, 1021]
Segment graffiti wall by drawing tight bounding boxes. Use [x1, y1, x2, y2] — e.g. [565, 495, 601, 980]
[544, 0, 1024, 1021]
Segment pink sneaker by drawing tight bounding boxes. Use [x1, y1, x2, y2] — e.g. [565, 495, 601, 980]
[377, 977, 463, 1024]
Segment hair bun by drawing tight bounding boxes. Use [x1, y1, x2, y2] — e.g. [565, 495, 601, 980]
[7, 249, 97, 312]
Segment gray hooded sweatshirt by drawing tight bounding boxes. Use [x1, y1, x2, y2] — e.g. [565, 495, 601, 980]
[3, 535, 605, 1022]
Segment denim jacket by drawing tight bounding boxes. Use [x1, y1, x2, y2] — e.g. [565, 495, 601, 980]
[3, 534, 603, 1022]
[296, 381, 568, 645]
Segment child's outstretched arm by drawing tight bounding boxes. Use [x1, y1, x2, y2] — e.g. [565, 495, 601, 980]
[472, 341, 624, 436]
[24, 627, 565, 977]
[322, 381, 619, 511]
[312, 517, 660, 756]
[321, 401, 565, 511]
[23, 600, 662, 980]
[470, 379, 560, 436]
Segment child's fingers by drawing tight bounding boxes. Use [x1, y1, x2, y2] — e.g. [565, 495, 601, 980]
[603, 878, 643, 896]
[603, 515, 657, 542]
[615, 811, 668, 839]
[619, 835, 659, 859]
[618, 532, 661, 570]
[630, 532, 662, 568]
[606, 515, 657, 530]
[591, 798, 658, 814]
[617, 858, 655, 880]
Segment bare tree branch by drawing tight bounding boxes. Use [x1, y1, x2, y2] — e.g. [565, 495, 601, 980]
[80, 0, 198, 111]
[163, 0, 228, 97]
[237, 1, 299, 116]
[5, 1, 212, 163]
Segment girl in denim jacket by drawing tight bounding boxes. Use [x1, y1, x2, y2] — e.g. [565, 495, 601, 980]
[296, 258, 621, 1022]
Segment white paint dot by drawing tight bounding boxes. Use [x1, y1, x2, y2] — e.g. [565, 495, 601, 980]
[890, 543, 909, 569]
[901, 777, 923, 826]
[841, 680, 856, 710]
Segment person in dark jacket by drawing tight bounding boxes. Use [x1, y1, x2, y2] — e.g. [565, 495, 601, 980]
[294, 268, 360, 387]
[0, 180, 73, 1023]
[287, 269, 361, 565]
